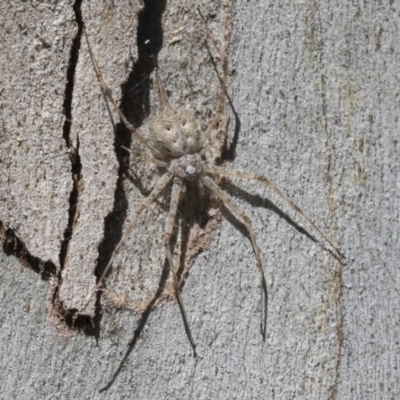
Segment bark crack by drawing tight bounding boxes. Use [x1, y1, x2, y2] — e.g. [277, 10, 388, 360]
[95, 0, 167, 289]
[59, 0, 83, 270]
[0, 221, 57, 280]
[313, 1, 345, 398]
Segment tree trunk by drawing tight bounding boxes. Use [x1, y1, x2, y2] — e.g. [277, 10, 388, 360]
[1, 1, 398, 398]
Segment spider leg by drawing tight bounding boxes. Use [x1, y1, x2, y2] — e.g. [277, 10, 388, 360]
[198, 10, 228, 152]
[204, 115, 230, 160]
[201, 175, 268, 339]
[84, 30, 162, 158]
[204, 165, 344, 260]
[121, 146, 168, 168]
[165, 178, 197, 356]
[80, 171, 174, 314]
[154, 71, 173, 113]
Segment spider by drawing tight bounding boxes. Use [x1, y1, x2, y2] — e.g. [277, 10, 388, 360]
[83, 16, 342, 355]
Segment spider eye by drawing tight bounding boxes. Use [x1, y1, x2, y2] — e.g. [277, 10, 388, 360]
[186, 165, 196, 177]
[182, 120, 187, 126]
[165, 125, 171, 131]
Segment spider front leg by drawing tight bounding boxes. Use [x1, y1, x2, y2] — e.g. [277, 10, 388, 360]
[198, 11, 229, 153]
[84, 30, 162, 159]
[201, 175, 268, 339]
[164, 179, 197, 356]
[204, 166, 344, 260]
[80, 171, 173, 314]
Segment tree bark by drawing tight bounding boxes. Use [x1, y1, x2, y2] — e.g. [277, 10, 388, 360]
[1, 1, 399, 398]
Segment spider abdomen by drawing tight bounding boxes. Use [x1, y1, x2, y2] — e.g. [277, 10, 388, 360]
[150, 94, 200, 158]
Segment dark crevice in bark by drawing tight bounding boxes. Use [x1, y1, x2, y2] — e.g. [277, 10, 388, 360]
[95, 0, 166, 302]
[0, 0, 87, 332]
[59, 0, 83, 270]
[57, 0, 89, 330]
[0, 1, 85, 289]
[0, 221, 57, 280]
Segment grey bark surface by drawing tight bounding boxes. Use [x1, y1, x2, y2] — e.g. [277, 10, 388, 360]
[0, 1, 74, 268]
[1, 1, 399, 399]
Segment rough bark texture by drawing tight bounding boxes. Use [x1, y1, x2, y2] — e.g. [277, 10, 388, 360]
[1, 1, 399, 399]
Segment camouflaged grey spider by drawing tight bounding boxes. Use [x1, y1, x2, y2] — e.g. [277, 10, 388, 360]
[83, 20, 342, 355]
